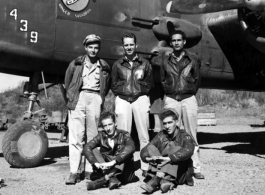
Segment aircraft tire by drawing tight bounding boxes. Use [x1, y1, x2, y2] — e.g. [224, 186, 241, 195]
[2, 120, 48, 168]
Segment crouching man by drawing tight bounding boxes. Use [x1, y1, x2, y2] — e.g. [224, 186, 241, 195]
[140, 109, 195, 193]
[83, 111, 136, 191]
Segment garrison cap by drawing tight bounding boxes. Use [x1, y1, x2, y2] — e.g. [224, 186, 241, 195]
[158, 108, 179, 121]
[83, 34, 101, 46]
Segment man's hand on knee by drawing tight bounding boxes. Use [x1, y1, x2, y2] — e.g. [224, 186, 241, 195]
[146, 157, 159, 166]
[156, 157, 171, 168]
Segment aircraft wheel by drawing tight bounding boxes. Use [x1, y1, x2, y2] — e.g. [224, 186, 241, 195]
[2, 120, 48, 168]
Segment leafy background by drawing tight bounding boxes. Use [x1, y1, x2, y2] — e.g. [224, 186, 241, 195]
[1, 81, 265, 121]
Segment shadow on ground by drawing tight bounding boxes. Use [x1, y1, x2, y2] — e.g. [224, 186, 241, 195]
[198, 130, 265, 155]
[45, 145, 69, 159]
[37, 145, 69, 167]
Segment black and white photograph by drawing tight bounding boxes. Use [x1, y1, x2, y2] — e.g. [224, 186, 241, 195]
[0, 0, 265, 194]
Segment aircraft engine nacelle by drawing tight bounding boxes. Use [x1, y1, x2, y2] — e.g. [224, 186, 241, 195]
[238, 8, 265, 54]
[244, 0, 265, 12]
[152, 16, 202, 48]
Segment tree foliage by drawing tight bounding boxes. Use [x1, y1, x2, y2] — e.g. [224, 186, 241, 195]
[1, 83, 265, 121]
[0, 82, 67, 120]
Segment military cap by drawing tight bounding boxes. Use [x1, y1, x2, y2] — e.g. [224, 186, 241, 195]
[83, 34, 101, 46]
[158, 108, 179, 121]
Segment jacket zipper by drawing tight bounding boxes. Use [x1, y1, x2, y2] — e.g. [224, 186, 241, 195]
[131, 64, 134, 99]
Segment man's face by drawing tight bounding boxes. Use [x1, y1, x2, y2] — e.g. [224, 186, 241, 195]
[162, 116, 178, 135]
[102, 118, 116, 137]
[123, 37, 137, 56]
[170, 34, 186, 51]
[85, 42, 100, 58]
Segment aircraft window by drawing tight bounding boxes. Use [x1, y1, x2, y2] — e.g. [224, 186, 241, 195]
[20, 20, 28, 32]
[10, 9, 17, 20]
[30, 32, 38, 43]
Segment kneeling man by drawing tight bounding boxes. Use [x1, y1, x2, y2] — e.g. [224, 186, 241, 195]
[140, 109, 195, 193]
[83, 111, 136, 191]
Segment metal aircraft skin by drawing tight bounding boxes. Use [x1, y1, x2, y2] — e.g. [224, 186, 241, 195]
[0, 0, 265, 91]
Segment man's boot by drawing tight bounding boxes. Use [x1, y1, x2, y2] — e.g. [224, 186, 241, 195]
[65, 173, 80, 185]
[108, 176, 121, 190]
[160, 175, 175, 193]
[193, 172, 205, 179]
[86, 177, 107, 190]
[140, 176, 161, 193]
[143, 171, 155, 183]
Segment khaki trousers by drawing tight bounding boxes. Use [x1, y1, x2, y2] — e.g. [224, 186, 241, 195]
[163, 95, 201, 173]
[115, 95, 150, 171]
[68, 91, 102, 174]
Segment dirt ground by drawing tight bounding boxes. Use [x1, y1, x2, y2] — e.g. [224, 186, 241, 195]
[1, 116, 265, 195]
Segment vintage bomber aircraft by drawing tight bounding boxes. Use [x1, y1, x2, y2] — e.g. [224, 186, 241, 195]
[1, 0, 265, 168]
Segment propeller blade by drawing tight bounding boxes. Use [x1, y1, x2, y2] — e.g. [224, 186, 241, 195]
[166, 0, 245, 14]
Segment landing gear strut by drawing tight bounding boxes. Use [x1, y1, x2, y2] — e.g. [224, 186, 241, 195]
[2, 72, 49, 168]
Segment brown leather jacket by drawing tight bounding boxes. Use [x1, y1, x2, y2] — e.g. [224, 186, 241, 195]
[64, 55, 111, 110]
[153, 51, 201, 101]
[83, 129, 135, 165]
[140, 128, 195, 163]
[111, 56, 153, 103]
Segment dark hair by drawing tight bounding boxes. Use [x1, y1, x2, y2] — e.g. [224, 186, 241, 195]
[121, 32, 137, 44]
[170, 30, 186, 41]
[99, 111, 116, 127]
[159, 109, 179, 121]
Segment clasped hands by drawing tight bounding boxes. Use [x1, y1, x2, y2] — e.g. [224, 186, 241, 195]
[146, 156, 171, 168]
[94, 160, 116, 170]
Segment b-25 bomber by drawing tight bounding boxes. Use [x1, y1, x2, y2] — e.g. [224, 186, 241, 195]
[1, 0, 265, 168]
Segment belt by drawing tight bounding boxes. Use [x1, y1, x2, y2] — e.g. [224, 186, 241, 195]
[82, 89, 100, 95]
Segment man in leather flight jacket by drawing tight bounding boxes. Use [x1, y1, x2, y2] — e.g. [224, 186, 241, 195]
[140, 109, 195, 193]
[83, 111, 136, 191]
[111, 32, 153, 175]
[64, 34, 111, 185]
[152, 30, 204, 180]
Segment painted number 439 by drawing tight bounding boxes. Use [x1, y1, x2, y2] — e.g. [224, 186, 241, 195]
[10, 9, 38, 43]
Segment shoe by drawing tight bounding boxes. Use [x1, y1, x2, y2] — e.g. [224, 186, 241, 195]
[160, 175, 175, 193]
[193, 172, 205, 179]
[142, 170, 153, 183]
[65, 173, 80, 185]
[186, 177, 194, 186]
[108, 176, 121, 190]
[86, 177, 107, 190]
[140, 176, 161, 193]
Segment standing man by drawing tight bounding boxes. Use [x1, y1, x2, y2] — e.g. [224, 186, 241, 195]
[64, 34, 111, 184]
[152, 30, 204, 179]
[83, 111, 136, 191]
[140, 109, 195, 194]
[111, 32, 153, 176]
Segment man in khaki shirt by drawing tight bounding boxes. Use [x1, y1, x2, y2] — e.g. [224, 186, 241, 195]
[64, 34, 111, 184]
